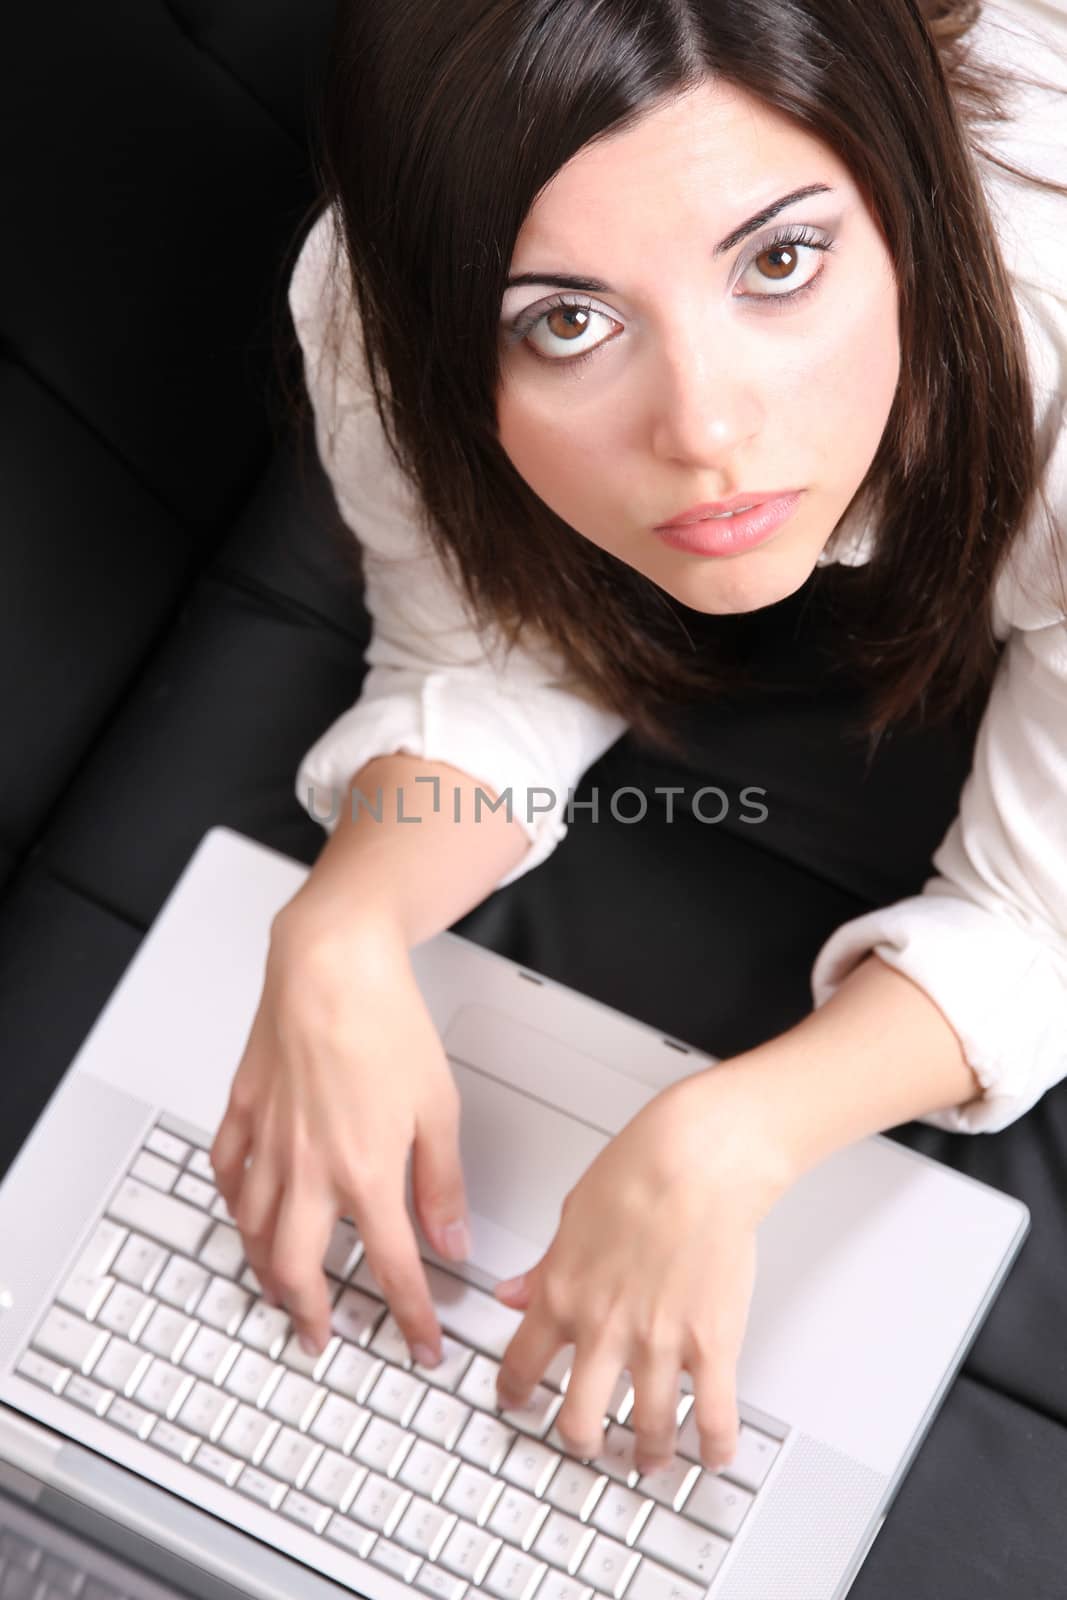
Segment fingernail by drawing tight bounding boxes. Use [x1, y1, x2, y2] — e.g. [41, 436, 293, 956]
[299, 1333, 320, 1357]
[494, 1273, 525, 1297]
[441, 1219, 472, 1261]
[412, 1342, 441, 1369]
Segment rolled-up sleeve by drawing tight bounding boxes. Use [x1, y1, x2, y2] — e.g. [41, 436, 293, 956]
[288, 208, 627, 891]
[810, 421, 1067, 1132]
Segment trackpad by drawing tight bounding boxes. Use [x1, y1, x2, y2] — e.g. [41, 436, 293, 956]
[449, 1059, 609, 1278]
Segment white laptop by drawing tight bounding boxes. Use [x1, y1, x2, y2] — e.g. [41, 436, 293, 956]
[0, 826, 1028, 1600]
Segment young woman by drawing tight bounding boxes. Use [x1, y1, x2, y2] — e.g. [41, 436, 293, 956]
[211, 0, 1067, 1479]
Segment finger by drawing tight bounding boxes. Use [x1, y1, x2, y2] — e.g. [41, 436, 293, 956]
[493, 1272, 532, 1310]
[496, 1305, 564, 1411]
[628, 1352, 685, 1476]
[210, 1108, 253, 1216]
[554, 1338, 624, 1461]
[355, 1175, 443, 1365]
[269, 1176, 340, 1357]
[685, 1349, 741, 1471]
[410, 1098, 471, 1263]
[232, 1145, 285, 1304]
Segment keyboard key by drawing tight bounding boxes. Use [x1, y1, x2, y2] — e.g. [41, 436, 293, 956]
[456, 1412, 516, 1474]
[186, 1147, 215, 1180]
[590, 1485, 653, 1545]
[309, 1393, 371, 1454]
[623, 1559, 705, 1600]
[96, 1285, 152, 1342]
[355, 1258, 523, 1362]
[500, 1438, 561, 1497]
[543, 1461, 605, 1521]
[280, 1332, 341, 1380]
[333, 1286, 385, 1346]
[501, 1385, 562, 1440]
[350, 1471, 411, 1535]
[151, 1420, 200, 1463]
[393, 1494, 457, 1559]
[438, 1518, 502, 1583]
[305, 1449, 367, 1512]
[635, 1508, 729, 1585]
[222, 1348, 281, 1407]
[146, 1128, 192, 1165]
[412, 1390, 472, 1450]
[130, 1152, 181, 1193]
[140, 1305, 197, 1363]
[368, 1365, 428, 1426]
[415, 1335, 474, 1392]
[325, 1515, 376, 1558]
[154, 1256, 211, 1314]
[323, 1219, 363, 1281]
[56, 1271, 115, 1320]
[634, 1458, 699, 1513]
[192, 1443, 243, 1488]
[181, 1326, 239, 1384]
[532, 1510, 596, 1573]
[265, 1371, 326, 1430]
[576, 1534, 640, 1599]
[111, 1233, 169, 1293]
[198, 1222, 244, 1279]
[458, 1355, 502, 1413]
[281, 1490, 331, 1535]
[370, 1536, 421, 1581]
[719, 1425, 780, 1492]
[398, 1439, 459, 1501]
[443, 1463, 505, 1526]
[15, 1350, 68, 1395]
[354, 1415, 415, 1478]
[486, 1486, 549, 1550]
[70, 1218, 126, 1281]
[107, 1398, 154, 1440]
[92, 1338, 151, 1396]
[108, 1177, 212, 1257]
[592, 1425, 637, 1484]
[175, 1379, 236, 1439]
[369, 1313, 415, 1367]
[537, 1575, 593, 1600]
[237, 1467, 287, 1511]
[195, 1278, 251, 1336]
[683, 1471, 754, 1539]
[415, 1561, 469, 1600]
[482, 1547, 546, 1600]
[174, 1174, 216, 1210]
[260, 1425, 323, 1488]
[31, 1307, 109, 1375]
[237, 1301, 291, 1359]
[65, 1375, 111, 1418]
[324, 1343, 383, 1403]
[133, 1357, 194, 1419]
[218, 1403, 280, 1463]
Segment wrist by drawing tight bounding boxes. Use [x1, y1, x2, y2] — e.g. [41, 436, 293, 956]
[674, 1065, 800, 1219]
[274, 884, 410, 976]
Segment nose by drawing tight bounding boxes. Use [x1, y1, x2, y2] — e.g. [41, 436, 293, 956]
[649, 336, 761, 469]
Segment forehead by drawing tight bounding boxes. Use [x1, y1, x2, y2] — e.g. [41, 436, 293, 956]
[514, 80, 845, 250]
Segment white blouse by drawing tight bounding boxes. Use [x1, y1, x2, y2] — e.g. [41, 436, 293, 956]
[289, 0, 1067, 1136]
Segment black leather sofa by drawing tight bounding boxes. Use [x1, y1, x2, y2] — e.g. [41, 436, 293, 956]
[3, 4, 1065, 1595]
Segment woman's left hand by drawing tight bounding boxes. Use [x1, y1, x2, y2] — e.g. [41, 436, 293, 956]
[491, 1068, 793, 1476]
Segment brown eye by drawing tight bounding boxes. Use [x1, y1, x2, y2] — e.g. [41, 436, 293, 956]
[544, 305, 592, 342]
[755, 243, 800, 282]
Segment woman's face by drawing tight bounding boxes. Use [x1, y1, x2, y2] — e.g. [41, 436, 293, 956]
[496, 78, 901, 614]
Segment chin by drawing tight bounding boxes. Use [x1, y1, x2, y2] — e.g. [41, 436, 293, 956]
[655, 543, 820, 616]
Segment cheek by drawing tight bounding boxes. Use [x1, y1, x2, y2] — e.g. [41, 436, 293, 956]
[807, 272, 901, 461]
[497, 388, 617, 527]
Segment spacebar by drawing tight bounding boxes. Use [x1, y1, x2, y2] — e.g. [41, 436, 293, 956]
[353, 1257, 523, 1358]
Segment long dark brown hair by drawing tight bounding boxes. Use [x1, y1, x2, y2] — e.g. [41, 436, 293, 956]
[280, 0, 1067, 764]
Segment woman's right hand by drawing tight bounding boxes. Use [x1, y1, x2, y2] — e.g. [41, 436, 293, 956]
[209, 892, 471, 1366]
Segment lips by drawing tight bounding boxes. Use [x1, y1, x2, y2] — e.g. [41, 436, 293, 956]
[655, 491, 799, 528]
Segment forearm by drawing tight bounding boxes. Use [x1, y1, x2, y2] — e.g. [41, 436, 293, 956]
[708, 952, 985, 1188]
[287, 753, 531, 952]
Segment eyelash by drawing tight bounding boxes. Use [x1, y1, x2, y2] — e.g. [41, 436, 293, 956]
[508, 224, 836, 370]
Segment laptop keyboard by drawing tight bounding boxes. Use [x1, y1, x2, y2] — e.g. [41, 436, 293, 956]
[13, 1118, 790, 1600]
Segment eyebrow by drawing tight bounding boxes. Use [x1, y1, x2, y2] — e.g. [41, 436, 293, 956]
[503, 182, 835, 294]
